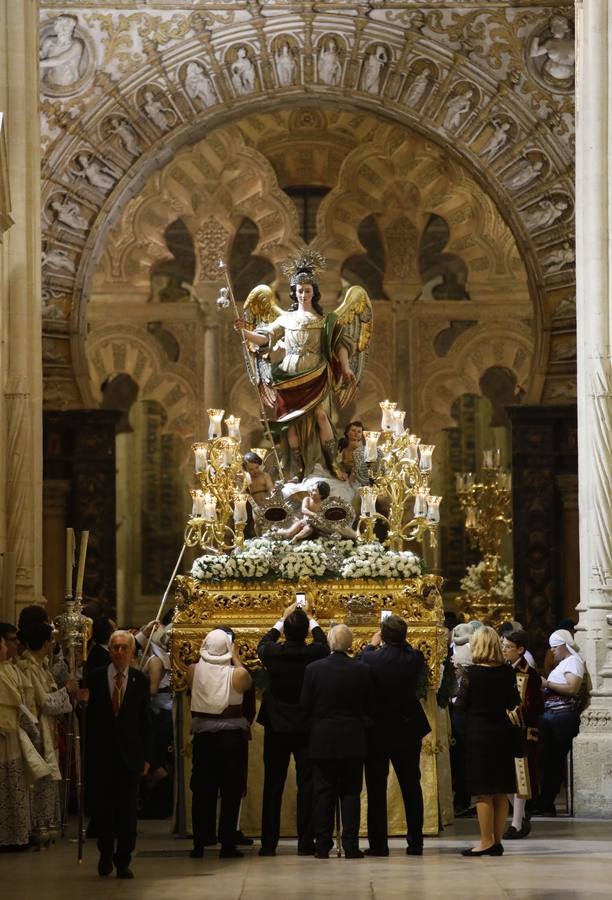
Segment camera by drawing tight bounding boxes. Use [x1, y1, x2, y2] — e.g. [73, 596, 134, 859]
[380, 610, 392, 624]
[296, 593, 306, 609]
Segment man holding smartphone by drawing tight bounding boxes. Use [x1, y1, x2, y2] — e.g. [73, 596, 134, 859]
[361, 614, 431, 857]
[257, 599, 329, 856]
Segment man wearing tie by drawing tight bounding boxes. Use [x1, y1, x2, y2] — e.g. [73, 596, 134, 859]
[84, 630, 151, 879]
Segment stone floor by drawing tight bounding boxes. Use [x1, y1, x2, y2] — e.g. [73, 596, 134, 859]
[2, 817, 611, 899]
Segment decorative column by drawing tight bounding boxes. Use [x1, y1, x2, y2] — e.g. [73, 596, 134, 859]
[573, 0, 612, 815]
[0, 0, 44, 616]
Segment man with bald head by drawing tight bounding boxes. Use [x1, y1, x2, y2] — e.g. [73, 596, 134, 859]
[84, 630, 151, 879]
[300, 624, 374, 858]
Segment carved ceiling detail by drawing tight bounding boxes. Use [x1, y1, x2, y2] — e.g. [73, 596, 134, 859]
[38, 2, 575, 410]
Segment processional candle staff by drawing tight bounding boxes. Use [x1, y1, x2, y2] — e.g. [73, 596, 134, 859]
[75, 530, 89, 598]
[217, 259, 285, 480]
[65, 527, 75, 596]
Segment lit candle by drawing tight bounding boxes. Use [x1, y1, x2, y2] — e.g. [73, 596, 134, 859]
[465, 506, 478, 528]
[65, 527, 75, 597]
[225, 415, 242, 442]
[363, 431, 380, 462]
[203, 492, 217, 522]
[379, 399, 397, 431]
[413, 489, 428, 517]
[404, 435, 420, 462]
[220, 443, 235, 467]
[391, 409, 406, 437]
[233, 493, 249, 524]
[360, 486, 378, 517]
[483, 448, 501, 470]
[191, 489, 205, 518]
[193, 443, 208, 474]
[455, 473, 465, 492]
[426, 496, 441, 524]
[207, 408, 225, 439]
[419, 444, 435, 472]
[75, 530, 89, 597]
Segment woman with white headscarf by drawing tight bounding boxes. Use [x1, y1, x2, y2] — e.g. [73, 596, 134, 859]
[186, 628, 252, 859]
[537, 629, 586, 815]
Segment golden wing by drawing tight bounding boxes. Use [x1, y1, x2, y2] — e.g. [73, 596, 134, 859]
[243, 284, 284, 325]
[333, 285, 373, 407]
[241, 284, 284, 404]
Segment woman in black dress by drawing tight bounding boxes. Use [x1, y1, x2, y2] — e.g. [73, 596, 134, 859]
[456, 626, 520, 856]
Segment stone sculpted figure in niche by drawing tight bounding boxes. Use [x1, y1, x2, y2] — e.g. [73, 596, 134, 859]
[184, 62, 216, 109]
[530, 15, 575, 86]
[504, 156, 544, 191]
[51, 195, 88, 231]
[543, 241, 575, 273]
[318, 39, 342, 86]
[143, 91, 175, 131]
[523, 197, 568, 231]
[480, 121, 511, 163]
[405, 70, 429, 106]
[275, 43, 297, 87]
[107, 117, 141, 156]
[233, 252, 372, 483]
[231, 47, 256, 95]
[76, 153, 116, 192]
[42, 248, 76, 273]
[40, 14, 85, 89]
[443, 88, 474, 131]
[362, 45, 388, 94]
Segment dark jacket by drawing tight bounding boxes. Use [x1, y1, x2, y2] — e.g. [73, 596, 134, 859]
[300, 651, 374, 759]
[360, 642, 431, 745]
[86, 665, 151, 775]
[257, 625, 329, 732]
[84, 643, 111, 679]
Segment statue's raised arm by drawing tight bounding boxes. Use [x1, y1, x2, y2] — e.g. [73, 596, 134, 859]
[234, 252, 373, 482]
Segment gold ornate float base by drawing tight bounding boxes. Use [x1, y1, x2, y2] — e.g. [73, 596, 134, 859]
[172, 574, 453, 837]
[457, 591, 515, 629]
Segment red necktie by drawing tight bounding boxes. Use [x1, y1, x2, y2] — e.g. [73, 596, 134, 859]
[112, 671, 124, 717]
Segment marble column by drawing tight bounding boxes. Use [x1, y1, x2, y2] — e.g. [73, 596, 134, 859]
[573, 0, 612, 816]
[0, 0, 43, 616]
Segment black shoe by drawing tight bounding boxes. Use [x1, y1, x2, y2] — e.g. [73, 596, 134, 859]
[344, 849, 364, 859]
[116, 867, 134, 879]
[315, 851, 329, 859]
[365, 847, 389, 857]
[406, 845, 423, 856]
[297, 846, 315, 856]
[235, 830, 254, 846]
[460, 845, 499, 857]
[219, 847, 244, 859]
[189, 847, 204, 858]
[97, 855, 113, 877]
[258, 847, 276, 857]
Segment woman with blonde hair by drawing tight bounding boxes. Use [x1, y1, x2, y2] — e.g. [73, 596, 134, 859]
[455, 625, 520, 856]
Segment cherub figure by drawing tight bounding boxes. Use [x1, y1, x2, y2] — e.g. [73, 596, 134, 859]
[243, 451, 274, 505]
[274, 481, 330, 543]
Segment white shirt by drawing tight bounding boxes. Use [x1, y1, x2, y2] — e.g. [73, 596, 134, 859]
[548, 653, 584, 685]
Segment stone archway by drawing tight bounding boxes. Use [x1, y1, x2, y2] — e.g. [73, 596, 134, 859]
[39, 3, 575, 412]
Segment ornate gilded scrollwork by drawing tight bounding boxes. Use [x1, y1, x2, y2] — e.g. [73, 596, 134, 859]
[171, 574, 445, 692]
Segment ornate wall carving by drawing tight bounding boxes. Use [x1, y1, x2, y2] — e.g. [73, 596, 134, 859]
[39, 1, 575, 414]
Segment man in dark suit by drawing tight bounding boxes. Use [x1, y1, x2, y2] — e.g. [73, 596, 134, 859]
[300, 624, 373, 859]
[83, 629, 150, 879]
[361, 614, 431, 856]
[257, 601, 329, 856]
[85, 615, 113, 676]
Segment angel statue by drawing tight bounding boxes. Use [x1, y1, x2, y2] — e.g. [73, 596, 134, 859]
[234, 252, 372, 484]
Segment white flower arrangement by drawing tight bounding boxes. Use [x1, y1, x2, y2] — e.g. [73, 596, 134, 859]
[460, 560, 514, 599]
[191, 536, 423, 583]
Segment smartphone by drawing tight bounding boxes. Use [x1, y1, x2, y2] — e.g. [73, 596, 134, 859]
[380, 609, 392, 624]
[296, 592, 306, 609]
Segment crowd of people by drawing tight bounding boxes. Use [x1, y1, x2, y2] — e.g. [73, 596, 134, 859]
[0, 601, 588, 878]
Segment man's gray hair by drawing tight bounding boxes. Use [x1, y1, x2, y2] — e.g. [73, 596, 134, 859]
[328, 623, 353, 653]
[109, 629, 136, 651]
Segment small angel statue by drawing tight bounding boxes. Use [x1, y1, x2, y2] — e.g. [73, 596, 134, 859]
[234, 251, 373, 482]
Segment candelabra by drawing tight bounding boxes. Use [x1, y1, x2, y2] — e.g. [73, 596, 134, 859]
[455, 449, 513, 624]
[357, 400, 442, 552]
[185, 409, 253, 552]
